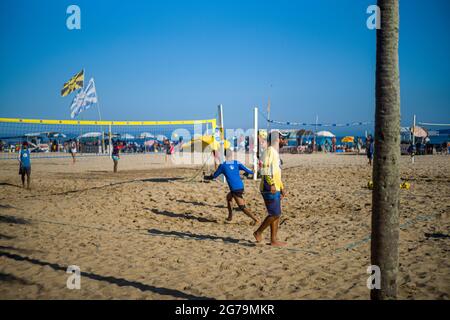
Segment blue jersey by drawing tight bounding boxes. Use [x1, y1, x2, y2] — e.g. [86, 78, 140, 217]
[213, 160, 253, 191]
[20, 148, 31, 168]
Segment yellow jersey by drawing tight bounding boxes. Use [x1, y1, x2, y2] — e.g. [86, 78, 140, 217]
[260, 146, 284, 191]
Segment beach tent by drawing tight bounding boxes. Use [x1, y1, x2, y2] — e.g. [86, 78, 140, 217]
[79, 132, 102, 138]
[341, 136, 354, 143]
[316, 130, 335, 138]
[139, 132, 155, 139]
[411, 126, 428, 138]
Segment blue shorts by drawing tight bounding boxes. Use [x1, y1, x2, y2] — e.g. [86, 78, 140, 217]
[112, 155, 119, 161]
[261, 191, 282, 217]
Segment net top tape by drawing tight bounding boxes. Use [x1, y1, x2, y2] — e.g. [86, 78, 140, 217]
[0, 117, 217, 127]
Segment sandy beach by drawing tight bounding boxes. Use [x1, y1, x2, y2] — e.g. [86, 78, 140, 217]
[0, 152, 449, 299]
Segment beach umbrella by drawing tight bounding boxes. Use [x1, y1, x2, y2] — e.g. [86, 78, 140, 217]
[183, 135, 230, 152]
[48, 132, 67, 138]
[316, 130, 335, 138]
[120, 133, 135, 140]
[139, 132, 154, 139]
[110, 133, 120, 138]
[341, 136, 354, 143]
[156, 134, 168, 142]
[411, 126, 428, 138]
[400, 127, 410, 134]
[24, 132, 43, 137]
[79, 132, 102, 138]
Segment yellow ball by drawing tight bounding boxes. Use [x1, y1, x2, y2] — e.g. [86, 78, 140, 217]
[400, 182, 410, 190]
[367, 181, 374, 190]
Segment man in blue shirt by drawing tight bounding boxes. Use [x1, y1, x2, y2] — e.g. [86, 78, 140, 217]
[206, 150, 260, 225]
[18, 141, 31, 189]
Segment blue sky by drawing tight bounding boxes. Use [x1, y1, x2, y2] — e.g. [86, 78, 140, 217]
[0, 0, 449, 134]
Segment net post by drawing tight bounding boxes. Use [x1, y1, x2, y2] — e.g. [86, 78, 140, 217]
[218, 104, 225, 183]
[253, 107, 258, 181]
[108, 123, 112, 156]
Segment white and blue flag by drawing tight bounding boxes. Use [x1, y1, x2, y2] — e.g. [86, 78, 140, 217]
[70, 78, 98, 119]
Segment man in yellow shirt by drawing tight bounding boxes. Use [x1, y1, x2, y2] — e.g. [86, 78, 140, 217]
[254, 131, 287, 246]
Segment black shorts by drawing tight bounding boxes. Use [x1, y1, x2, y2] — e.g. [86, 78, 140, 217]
[19, 166, 31, 176]
[231, 189, 244, 198]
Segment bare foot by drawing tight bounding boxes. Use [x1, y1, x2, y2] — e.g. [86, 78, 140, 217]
[226, 217, 233, 222]
[253, 231, 262, 243]
[270, 241, 287, 247]
[250, 219, 261, 226]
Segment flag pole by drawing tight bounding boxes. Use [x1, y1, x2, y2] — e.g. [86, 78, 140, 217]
[91, 78, 105, 154]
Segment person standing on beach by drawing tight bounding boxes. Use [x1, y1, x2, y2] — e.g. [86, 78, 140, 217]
[366, 135, 374, 166]
[357, 137, 363, 154]
[18, 141, 31, 189]
[254, 131, 287, 246]
[70, 140, 77, 164]
[205, 149, 260, 225]
[162, 138, 173, 164]
[112, 141, 122, 173]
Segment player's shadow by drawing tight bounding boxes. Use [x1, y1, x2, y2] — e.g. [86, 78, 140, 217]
[147, 208, 217, 223]
[0, 250, 213, 300]
[176, 199, 226, 209]
[147, 228, 256, 248]
[0, 234, 15, 240]
[0, 272, 35, 286]
[0, 182, 22, 188]
[0, 204, 17, 209]
[425, 232, 450, 239]
[0, 215, 29, 225]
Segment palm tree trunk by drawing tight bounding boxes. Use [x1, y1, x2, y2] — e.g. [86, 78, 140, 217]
[371, 0, 401, 300]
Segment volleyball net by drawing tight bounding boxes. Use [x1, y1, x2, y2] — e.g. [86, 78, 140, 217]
[0, 117, 217, 159]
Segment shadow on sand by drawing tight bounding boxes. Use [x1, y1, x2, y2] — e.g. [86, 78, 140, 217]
[13, 177, 183, 199]
[0, 250, 212, 300]
[0, 272, 35, 286]
[147, 228, 255, 248]
[0, 215, 29, 225]
[147, 208, 217, 223]
[0, 182, 22, 188]
[176, 199, 226, 209]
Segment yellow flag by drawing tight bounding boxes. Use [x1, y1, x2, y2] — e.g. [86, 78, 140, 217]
[61, 69, 84, 97]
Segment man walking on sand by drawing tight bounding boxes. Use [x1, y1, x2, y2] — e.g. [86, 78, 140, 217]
[254, 130, 287, 246]
[18, 141, 31, 189]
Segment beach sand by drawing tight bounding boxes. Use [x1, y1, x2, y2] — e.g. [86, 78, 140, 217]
[0, 152, 449, 299]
